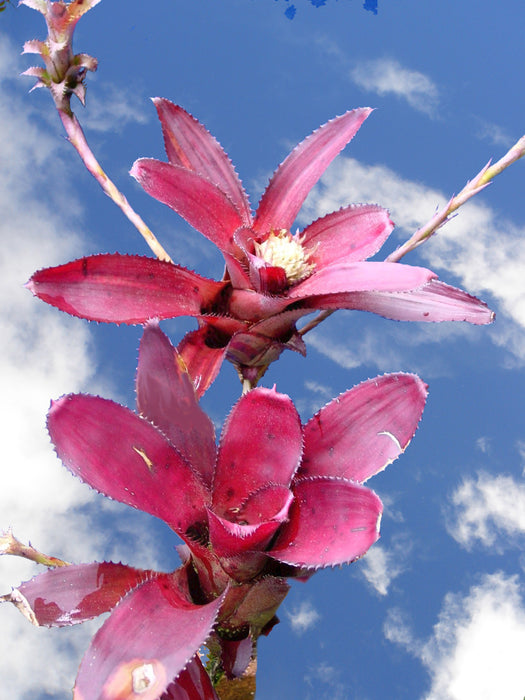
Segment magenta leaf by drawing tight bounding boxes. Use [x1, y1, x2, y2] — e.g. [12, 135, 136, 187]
[207, 510, 282, 560]
[306, 278, 495, 324]
[227, 287, 291, 322]
[27, 254, 226, 324]
[153, 97, 252, 225]
[47, 394, 209, 536]
[213, 388, 302, 512]
[176, 327, 229, 399]
[73, 575, 224, 700]
[137, 322, 216, 486]
[254, 108, 372, 234]
[130, 159, 244, 255]
[9, 563, 153, 627]
[208, 485, 292, 558]
[219, 636, 253, 679]
[161, 655, 219, 700]
[289, 261, 437, 298]
[300, 373, 428, 482]
[302, 204, 394, 268]
[271, 478, 382, 568]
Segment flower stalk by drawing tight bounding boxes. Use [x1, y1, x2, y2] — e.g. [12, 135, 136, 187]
[299, 135, 524, 338]
[21, 0, 171, 262]
[386, 134, 525, 262]
[0, 528, 70, 568]
[58, 110, 172, 262]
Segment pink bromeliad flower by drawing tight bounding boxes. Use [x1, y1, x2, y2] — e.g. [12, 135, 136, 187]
[3, 322, 428, 698]
[27, 100, 493, 392]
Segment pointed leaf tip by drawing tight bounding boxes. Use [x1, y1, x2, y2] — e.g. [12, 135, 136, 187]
[301, 373, 428, 482]
[254, 108, 373, 234]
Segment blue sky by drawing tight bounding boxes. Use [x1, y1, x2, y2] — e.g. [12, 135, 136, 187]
[1, 1, 524, 698]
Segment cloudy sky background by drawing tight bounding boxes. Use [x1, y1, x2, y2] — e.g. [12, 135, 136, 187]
[1, 1, 524, 698]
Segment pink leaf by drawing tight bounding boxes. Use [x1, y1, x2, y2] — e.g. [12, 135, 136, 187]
[228, 288, 290, 322]
[73, 575, 224, 700]
[271, 478, 382, 568]
[208, 485, 292, 557]
[213, 388, 302, 513]
[153, 98, 252, 225]
[47, 395, 209, 536]
[26, 254, 225, 324]
[289, 261, 436, 298]
[302, 204, 394, 268]
[305, 278, 495, 324]
[300, 373, 428, 482]
[137, 322, 216, 486]
[131, 159, 244, 256]
[177, 327, 230, 399]
[161, 655, 219, 699]
[11, 563, 153, 627]
[219, 636, 253, 680]
[254, 108, 372, 234]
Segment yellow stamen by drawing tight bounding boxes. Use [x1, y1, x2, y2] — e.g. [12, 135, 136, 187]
[255, 229, 314, 285]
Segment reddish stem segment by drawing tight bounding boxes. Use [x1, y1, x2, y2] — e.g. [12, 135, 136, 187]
[58, 109, 172, 263]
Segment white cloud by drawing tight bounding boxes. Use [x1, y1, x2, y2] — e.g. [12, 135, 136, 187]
[474, 118, 514, 148]
[301, 156, 525, 365]
[303, 308, 477, 379]
[304, 662, 348, 700]
[446, 472, 525, 550]
[384, 572, 525, 700]
[350, 58, 439, 115]
[82, 80, 150, 133]
[385, 572, 525, 700]
[475, 437, 491, 454]
[358, 537, 411, 596]
[0, 31, 164, 699]
[286, 600, 321, 635]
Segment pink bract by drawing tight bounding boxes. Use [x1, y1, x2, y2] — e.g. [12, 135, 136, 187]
[27, 100, 493, 393]
[6, 322, 428, 697]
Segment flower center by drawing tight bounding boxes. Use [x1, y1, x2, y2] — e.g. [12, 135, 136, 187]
[255, 229, 314, 285]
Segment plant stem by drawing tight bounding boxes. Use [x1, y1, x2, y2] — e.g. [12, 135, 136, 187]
[0, 528, 70, 568]
[386, 134, 525, 263]
[299, 135, 525, 338]
[58, 109, 172, 263]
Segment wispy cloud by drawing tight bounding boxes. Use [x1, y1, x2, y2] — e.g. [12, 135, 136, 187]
[0, 32, 164, 699]
[286, 600, 321, 635]
[82, 80, 150, 133]
[358, 536, 412, 596]
[475, 436, 492, 454]
[474, 117, 514, 148]
[386, 573, 525, 700]
[350, 58, 439, 115]
[304, 662, 349, 700]
[446, 472, 525, 551]
[301, 156, 525, 366]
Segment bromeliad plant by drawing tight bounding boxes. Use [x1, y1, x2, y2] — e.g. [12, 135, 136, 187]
[3, 1, 524, 699]
[28, 97, 494, 392]
[3, 322, 428, 698]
